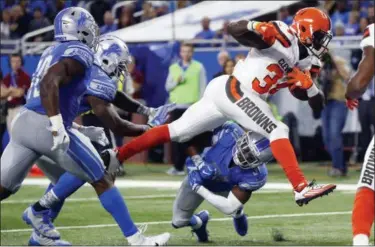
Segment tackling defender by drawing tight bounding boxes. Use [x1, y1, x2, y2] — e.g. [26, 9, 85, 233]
[0, 7, 170, 246]
[172, 122, 272, 242]
[345, 23, 375, 246]
[25, 35, 172, 246]
[114, 7, 336, 206]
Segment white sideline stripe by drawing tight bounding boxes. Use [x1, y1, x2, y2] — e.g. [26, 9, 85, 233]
[20, 178, 358, 191]
[1, 211, 351, 233]
[1, 190, 288, 205]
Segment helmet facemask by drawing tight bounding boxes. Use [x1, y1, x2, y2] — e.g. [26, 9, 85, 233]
[307, 30, 332, 59]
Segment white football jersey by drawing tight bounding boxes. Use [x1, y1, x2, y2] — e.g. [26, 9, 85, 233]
[232, 21, 320, 100]
[360, 23, 375, 100]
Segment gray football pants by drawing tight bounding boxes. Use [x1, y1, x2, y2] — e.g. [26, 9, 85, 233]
[172, 177, 229, 228]
[0, 108, 105, 193]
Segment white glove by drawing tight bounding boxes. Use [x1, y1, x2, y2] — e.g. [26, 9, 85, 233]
[48, 114, 70, 152]
[75, 124, 109, 147]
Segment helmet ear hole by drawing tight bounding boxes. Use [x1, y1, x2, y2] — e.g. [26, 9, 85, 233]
[301, 26, 306, 32]
[82, 31, 89, 36]
[103, 59, 109, 65]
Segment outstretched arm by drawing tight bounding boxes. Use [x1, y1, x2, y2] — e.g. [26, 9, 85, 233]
[87, 95, 149, 137]
[195, 186, 251, 215]
[228, 20, 270, 49]
[346, 46, 375, 99]
[112, 90, 151, 115]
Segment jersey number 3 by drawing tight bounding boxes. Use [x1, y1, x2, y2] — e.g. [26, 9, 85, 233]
[252, 64, 284, 94]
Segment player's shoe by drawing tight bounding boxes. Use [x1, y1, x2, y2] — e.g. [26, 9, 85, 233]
[28, 230, 71, 246]
[128, 225, 170, 246]
[166, 167, 186, 176]
[233, 210, 248, 236]
[294, 180, 336, 206]
[22, 206, 60, 240]
[191, 210, 210, 242]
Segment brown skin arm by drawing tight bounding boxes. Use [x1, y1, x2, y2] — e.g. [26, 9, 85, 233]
[228, 20, 270, 49]
[346, 46, 375, 99]
[87, 95, 148, 137]
[40, 58, 85, 117]
[308, 71, 325, 119]
[231, 186, 252, 204]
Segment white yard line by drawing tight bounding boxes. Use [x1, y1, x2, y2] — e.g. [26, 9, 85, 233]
[1, 211, 351, 233]
[1, 190, 288, 205]
[20, 178, 359, 191]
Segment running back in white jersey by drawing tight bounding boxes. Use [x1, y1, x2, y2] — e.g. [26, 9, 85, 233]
[232, 21, 318, 100]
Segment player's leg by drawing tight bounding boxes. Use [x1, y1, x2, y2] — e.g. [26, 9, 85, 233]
[0, 141, 39, 200]
[352, 136, 374, 246]
[0, 109, 40, 200]
[211, 76, 335, 205]
[172, 177, 209, 242]
[29, 128, 169, 245]
[117, 76, 229, 163]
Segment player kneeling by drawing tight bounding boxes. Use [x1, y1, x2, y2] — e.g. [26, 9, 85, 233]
[172, 122, 272, 242]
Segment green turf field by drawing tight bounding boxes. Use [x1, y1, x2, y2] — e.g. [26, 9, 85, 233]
[1, 164, 374, 246]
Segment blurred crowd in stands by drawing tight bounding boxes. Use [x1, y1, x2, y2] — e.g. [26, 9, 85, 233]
[0, 0, 203, 40]
[1, 1, 374, 177]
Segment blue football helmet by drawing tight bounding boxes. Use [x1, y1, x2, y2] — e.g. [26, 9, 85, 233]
[96, 35, 132, 83]
[54, 7, 99, 51]
[233, 131, 274, 169]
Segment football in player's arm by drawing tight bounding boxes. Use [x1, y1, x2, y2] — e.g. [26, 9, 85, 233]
[228, 19, 325, 117]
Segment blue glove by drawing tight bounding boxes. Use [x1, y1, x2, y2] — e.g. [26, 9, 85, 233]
[189, 170, 203, 192]
[198, 163, 218, 180]
[147, 103, 176, 127]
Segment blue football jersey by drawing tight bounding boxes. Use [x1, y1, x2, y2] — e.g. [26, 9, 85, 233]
[78, 64, 117, 115]
[25, 41, 94, 127]
[187, 122, 268, 193]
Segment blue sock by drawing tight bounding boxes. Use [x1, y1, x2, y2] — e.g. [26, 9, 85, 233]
[52, 172, 85, 199]
[99, 187, 138, 237]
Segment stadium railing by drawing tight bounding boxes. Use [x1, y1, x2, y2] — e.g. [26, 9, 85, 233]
[0, 35, 363, 55]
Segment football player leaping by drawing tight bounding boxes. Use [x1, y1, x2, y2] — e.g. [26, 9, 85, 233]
[345, 23, 374, 246]
[172, 121, 272, 242]
[115, 7, 336, 206]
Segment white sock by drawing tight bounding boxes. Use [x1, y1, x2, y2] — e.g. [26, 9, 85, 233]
[353, 234, 369, 246]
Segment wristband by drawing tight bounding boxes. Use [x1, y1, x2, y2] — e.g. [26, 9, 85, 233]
[247, 21, 259, 31]
[49, 114, 64, 132]
[307, 83, 319, 98]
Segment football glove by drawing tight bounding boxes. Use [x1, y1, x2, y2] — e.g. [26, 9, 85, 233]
[248, 21, 278, 46]
[76, 125, 109, 147]
[286, 67, 313, 90]
[189, 170, 203, 192]
[198, 162, 218, 180]
[147, 103, 176, 127]
[48, 114, 70, 152]
[346, 98, 359, 110]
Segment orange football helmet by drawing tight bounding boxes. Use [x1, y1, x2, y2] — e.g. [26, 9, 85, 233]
[290, 7, 332, 58]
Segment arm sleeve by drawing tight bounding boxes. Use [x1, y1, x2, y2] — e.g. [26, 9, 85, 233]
[165, 71, 178, 92]
[199, 65, 207, 98]
[196, 187, 243, 215]
[61, 44, 94, 69]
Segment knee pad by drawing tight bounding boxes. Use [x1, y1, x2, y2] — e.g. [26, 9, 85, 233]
[269, 122, 289, 142]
